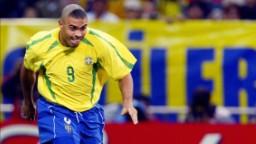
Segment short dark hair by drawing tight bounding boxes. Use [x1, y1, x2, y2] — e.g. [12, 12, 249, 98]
[68, 9, 87, 19]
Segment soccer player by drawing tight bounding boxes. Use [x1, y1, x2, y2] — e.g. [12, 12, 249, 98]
[20, 4, 138, 144]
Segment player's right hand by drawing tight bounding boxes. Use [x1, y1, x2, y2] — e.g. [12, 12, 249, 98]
[21, 101, 36, 121]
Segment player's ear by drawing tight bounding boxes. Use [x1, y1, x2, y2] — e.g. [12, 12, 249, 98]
[58, 19, 63, 28]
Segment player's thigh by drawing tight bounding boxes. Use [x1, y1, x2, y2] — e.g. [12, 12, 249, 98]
[37, 98, 80, 144]
[80, 104, 105, 144]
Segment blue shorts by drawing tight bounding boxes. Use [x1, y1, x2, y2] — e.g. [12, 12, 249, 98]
[37, 97, 105, 144]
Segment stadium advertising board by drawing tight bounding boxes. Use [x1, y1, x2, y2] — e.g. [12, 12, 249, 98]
[1, 119, 256, 144]
[1, 20, 255, 123]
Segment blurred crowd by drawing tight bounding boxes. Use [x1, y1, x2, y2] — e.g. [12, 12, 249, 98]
[0, 0, 256, 22]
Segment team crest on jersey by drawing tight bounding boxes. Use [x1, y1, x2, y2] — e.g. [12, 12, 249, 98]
[85, 57, 92, 65]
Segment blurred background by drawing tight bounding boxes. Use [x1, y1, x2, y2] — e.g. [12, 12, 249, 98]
[0, 0, 256, 144]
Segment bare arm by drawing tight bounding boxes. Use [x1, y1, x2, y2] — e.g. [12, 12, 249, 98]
[118, 73, 138, 124]
[20, 64, 36, 121]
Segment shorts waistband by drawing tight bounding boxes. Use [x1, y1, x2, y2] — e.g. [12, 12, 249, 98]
[38, 96, 100, 115]
[38, 96, 78, 115]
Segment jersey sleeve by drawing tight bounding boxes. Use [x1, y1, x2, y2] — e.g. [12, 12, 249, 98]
[24, 40, 40, 72]
[97, 31, 137, 80]
[24, 31, 49, 72]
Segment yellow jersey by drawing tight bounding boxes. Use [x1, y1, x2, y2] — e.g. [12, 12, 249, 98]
[24, 27, 137, 112]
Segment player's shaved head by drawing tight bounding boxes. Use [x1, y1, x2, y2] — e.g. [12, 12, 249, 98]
[58, 4, 88, 48]
[61, 4, 86, 21]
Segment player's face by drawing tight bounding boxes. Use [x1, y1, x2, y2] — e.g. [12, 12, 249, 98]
[59, 16, 87, 48]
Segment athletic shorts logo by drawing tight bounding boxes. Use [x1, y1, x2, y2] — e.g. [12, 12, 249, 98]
[64, 117, 71, 124]
[64, 117, 72, 133]
[85, 57, 92, 65]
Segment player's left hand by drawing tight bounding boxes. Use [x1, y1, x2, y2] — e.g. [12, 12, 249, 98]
[121, 105, 138, 125]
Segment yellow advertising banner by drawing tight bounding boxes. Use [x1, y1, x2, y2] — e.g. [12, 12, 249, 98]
[1, 19, 256, 122]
